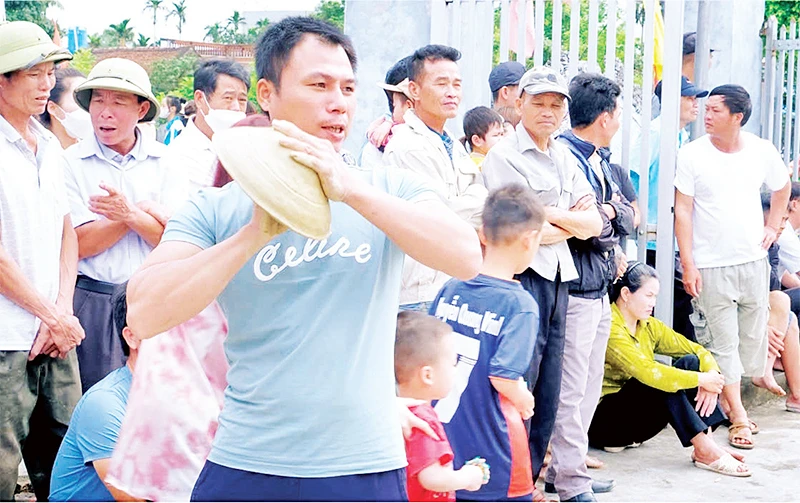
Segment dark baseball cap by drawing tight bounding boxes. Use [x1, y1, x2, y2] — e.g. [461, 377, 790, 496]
[654, 76, 709, 99]
[489, 61, 525, 93]
[683, 32, 715, 56]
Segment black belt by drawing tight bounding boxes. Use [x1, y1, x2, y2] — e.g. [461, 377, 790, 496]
[76, 275, 116, 295]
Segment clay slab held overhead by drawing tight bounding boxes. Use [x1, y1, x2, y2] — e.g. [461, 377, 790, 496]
[213, 127, 332, 240]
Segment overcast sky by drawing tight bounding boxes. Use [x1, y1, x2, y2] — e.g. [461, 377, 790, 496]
[48, 0, 320, 42]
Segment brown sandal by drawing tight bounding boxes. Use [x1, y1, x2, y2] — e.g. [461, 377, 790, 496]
[728, 422, 754, 450]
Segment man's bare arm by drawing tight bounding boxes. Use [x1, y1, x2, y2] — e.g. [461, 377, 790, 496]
[545, 204, 603, 240]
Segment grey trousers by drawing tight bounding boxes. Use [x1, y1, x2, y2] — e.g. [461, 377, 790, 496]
[74, 282, 126, 393]
[0, 351, 81, 502]
[545, 295, 611, 501]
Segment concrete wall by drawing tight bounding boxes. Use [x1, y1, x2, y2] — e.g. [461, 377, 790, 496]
[343, 0, 432, 155]
[683, 0, 765, 135]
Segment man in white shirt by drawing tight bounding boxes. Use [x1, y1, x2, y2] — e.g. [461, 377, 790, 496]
[675, 84, 790, 450]
[163, 59, 250, 191]
[383, 44, 487, 311]
[0, 21, 84, 501]
[63, 58, 186, 392]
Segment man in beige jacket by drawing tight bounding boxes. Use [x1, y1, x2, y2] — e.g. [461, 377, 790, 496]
[384, 44, 487, 311]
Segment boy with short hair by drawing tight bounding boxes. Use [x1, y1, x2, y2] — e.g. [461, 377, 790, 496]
[431, 183, 546, 502]
[395, 311, 489, 501]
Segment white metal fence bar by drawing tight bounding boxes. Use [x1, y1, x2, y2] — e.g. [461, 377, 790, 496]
[637, 0, 656, 262]
[774, 25, 787, 149]
[499, 0, 511, 62]
[516, 0, 527, 63]
[784, 21, 797, 169]
[588, 0, 600, 72]
[604, 0, 617, 78]
[620, 0, 636, 176]
[552, 0, 563, 72]
[534, 0, 546, 67]
[430, 0, 449, 45]
[568, 0, 581, 79]
[763, 17, 777, 144]
[794, 20, 800, 178]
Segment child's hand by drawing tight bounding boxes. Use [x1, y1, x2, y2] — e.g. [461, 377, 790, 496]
[458, 464, 486, 491]
[517, 389, 535, 420]
[367, 116, 393, 148]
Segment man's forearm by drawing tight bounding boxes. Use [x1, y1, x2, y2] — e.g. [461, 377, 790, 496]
[76, 220, 128, 259]
[126, 208, 165, 247]
[674, 192, 695, 267]
[0, 246, 59, 326]
[768, 182, 792, 230]
[547, 205, 603, 240]
[343, 178, 482, 281]
[56, 217, 79, 313]
[541, 221, 573, 245]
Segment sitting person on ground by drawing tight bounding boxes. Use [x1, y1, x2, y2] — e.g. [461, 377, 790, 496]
[755, 193, 800, 412]
[461, 106, 505, 170]
[49, 283, 141, 501]
[395, 311, 490, 502]
[432, 184, 545, 502]
[588, 262, 751, 478]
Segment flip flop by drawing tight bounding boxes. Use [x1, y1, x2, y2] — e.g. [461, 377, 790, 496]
[787, 402, 800, 413]
[693, 453, 752, 477]
[728, 423, 755, 450]
[749, 420, 760, 435]
[585, 454, 605, 469]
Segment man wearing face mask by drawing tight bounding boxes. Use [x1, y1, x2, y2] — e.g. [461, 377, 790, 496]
[163, 58, 250, 191]
[61, 58, 188, 393]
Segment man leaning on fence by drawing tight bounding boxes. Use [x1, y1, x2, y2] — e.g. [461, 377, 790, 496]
[0, 20, 85, 502]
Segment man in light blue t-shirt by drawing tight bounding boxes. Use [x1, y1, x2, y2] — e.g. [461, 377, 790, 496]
[50, 285, 139, 502]
[126, 16, 483, 502]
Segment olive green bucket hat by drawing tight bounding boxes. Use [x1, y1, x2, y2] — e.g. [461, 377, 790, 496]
[73, 58, 160, 122]
[212, 126, 332, 240]
[0, 21, 73, 74]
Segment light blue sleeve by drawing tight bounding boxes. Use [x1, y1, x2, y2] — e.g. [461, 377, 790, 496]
[162, 189, 219, 250]
[489, 298, 539, 380]
[383, 166, 439, 203]
[73, 393, 125, 464]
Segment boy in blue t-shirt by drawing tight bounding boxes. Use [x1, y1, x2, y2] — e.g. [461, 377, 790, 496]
[431, 184, 545, 502]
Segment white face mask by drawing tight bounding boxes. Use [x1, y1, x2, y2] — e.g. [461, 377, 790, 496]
[52, 104, 94, 141]
[199, 93, 246, 133]
[159, 106, 170, 119]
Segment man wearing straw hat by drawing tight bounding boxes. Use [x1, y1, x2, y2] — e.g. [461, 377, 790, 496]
[127, 16, 482, 502]
[61, 58, 187, 393]
[0, 20, 84, 501]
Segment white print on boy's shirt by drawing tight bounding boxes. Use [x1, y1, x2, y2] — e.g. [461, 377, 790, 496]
[435, 333, 480, 423]
[253, 237, 372, 282]
[434, 295, 507, 336]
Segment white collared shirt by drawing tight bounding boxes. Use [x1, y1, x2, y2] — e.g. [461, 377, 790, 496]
[0, 115, 69, 350]
[483, 122, 595, 282]
[63, 128, 188, 284]
[162, 118, 218, 191]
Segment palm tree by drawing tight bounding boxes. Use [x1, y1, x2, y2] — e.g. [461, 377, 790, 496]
[88, 34, 102, 48]
[254, 18, 270, 32]
[227, 10, 246, 36]
[108, 19, 135, 47]
[204, 22, 222, 43]
[136, 34, 151, 47]
[143, 0, 164, 41]
[167, 0, 188, 37]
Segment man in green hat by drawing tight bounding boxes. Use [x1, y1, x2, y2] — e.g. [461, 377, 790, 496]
[0, 20, 85, 501]
[61, 57, 187, 393]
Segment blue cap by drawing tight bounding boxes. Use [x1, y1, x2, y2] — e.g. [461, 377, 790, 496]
[489, 61, 525, 93]
[654, 76, 709, 99]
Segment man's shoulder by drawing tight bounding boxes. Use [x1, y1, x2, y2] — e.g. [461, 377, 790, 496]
[384, 123, 427, 155]
[74, 368, 131, 425]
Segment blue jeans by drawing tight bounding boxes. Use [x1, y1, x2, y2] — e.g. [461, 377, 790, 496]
[191, 461, 408, 502]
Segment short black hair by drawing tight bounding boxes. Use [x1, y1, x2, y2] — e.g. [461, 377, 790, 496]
[482, 184, 545, 244]
[395, 311, 452, 385]
[791, 182, 800, 202]
[709, 84, 752, 126]
[255, 16, 357, 90]
[39, 67, 86, 128]
[462, 106, 503, 148]
[194, 58, 251, 96]
[408, 44, 461, 82]
[165, 95, 185, 114]
[111, 282, 130, 357]
[567, 73, 621, 128]
[384, 55, 412, 113]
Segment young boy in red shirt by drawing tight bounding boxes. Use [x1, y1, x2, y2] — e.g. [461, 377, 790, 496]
[395, 312, 490, 501]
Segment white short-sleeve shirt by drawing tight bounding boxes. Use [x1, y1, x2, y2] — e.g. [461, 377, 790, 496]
[0, 115, 69, 350]
[161, 118, 217, 192]
[63, 128, 189, 284]
[778, 223, 800, 275]
[674, 132, 789, 269]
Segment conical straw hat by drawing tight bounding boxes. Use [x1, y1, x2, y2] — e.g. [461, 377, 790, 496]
[212, 126, 332, 240]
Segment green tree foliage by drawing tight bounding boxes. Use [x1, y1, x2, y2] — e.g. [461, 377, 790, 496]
[70, 49, 96, 76]
[168, 0, 188, 36]
[136, 34, 151, 47]
[143, 0, 164, 37]
[204, 15, 268, 44]
[313, 0, 345, 30]
[107, 19, 135, 47]
[5, 0, 59, 37]
[149, 53, 198, 96]
[766, 0, 800, 28]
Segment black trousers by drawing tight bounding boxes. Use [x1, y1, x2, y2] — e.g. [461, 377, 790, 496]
[74, 277, 126, 393]
[784, 287, 800, 321]
[646, 250, 696, 342]
[516, 268, 569, 484]
[588, 355, 727, 449]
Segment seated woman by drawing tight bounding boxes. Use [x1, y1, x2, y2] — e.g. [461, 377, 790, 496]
[588, 262, 751, 477]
